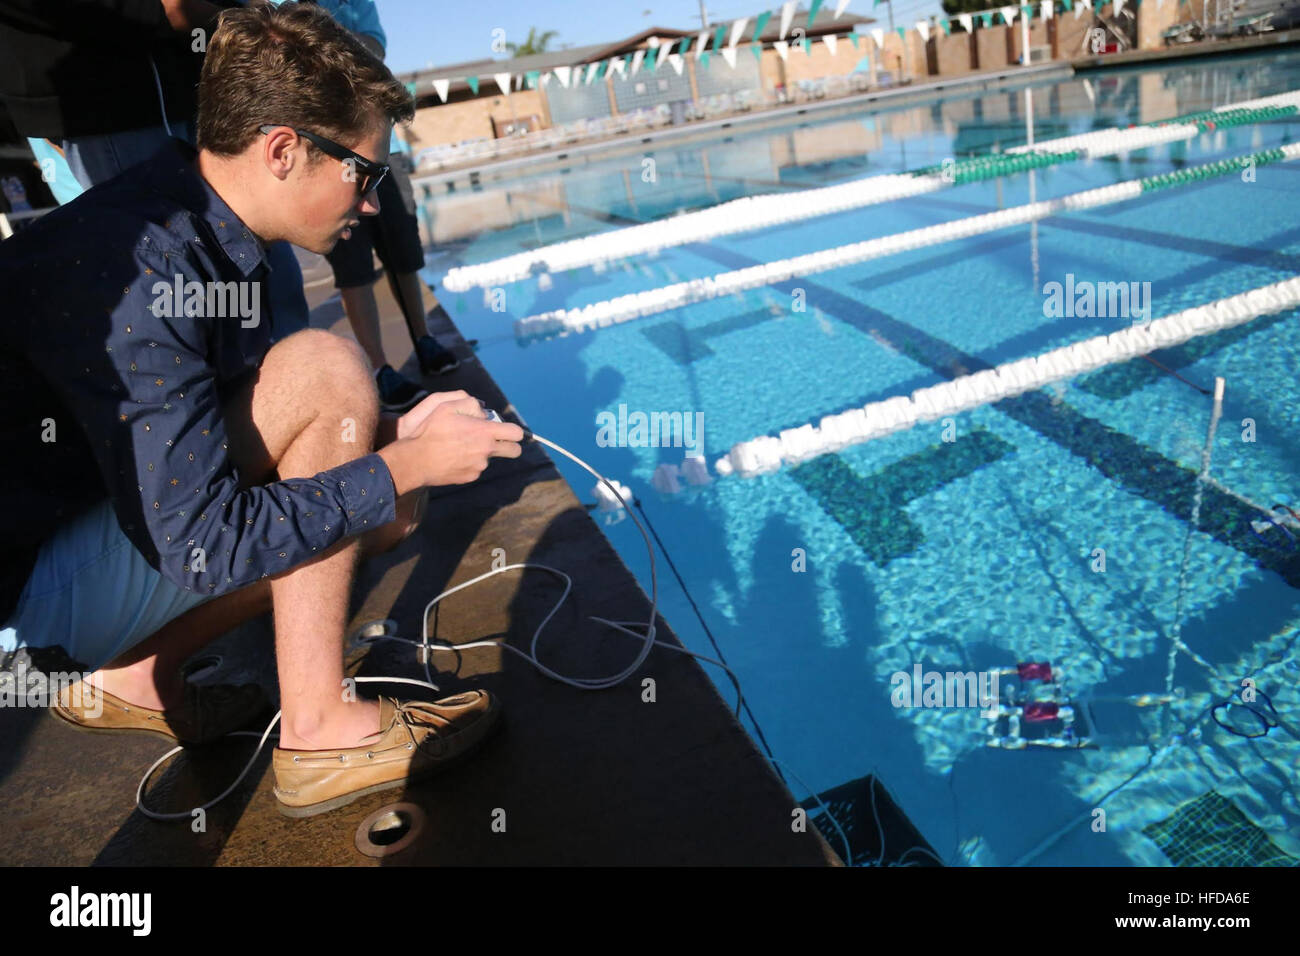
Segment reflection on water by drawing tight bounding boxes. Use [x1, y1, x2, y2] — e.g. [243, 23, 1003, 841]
[416, 50, 1300, 261]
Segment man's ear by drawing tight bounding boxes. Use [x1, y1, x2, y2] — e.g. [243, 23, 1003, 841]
[261, 127, 300, 182]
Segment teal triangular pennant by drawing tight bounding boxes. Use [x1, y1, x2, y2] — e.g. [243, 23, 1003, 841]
[700, 49, 712, 69]
[751, 42, 763, 60]
[525, 70, 539, 89]
[679, 35, 692, 55]
[941, 19, 951, 35]
[802, 36, 811, 54]
[850, 33, 860, 48]
[808, 0, 825, 27]
[712, 25, 728, 51]
[645, 45, 659, 71]
[753, 10, 772, 40]
[896, 26, 906, 41]
[980, 12, 993, 26]
[466, 75, 479, 95]
[853, 55, 871, 72]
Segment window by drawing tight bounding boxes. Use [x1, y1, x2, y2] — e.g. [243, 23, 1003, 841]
[634, 82, 647, 95]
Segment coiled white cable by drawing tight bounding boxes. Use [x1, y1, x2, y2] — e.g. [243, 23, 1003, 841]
[133, 434, 762, 828]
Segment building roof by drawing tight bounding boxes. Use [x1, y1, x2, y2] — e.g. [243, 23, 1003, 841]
[395, 7, 875, 98]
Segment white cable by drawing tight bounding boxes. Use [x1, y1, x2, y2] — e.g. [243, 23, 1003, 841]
[131, 433, 759, 826]
[445, 90, 1300, 293]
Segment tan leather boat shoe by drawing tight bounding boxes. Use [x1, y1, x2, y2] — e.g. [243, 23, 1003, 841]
[52, 678, 269, 745]
[272, 692, 501, 818]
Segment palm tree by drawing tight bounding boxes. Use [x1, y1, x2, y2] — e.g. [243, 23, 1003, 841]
[505, 27, 559, 57]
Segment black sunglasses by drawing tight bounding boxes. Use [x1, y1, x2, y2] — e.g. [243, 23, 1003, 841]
[259, 124, 389, 196]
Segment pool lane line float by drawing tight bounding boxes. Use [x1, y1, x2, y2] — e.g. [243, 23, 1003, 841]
[1248, 503, 1300, 550]
[514, 142, 1300, 343]
[445, 90, 1300, 294]
[706, 281, 1300, 478]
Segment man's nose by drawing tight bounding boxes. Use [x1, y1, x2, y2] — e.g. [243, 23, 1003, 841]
[359, 190, 382, 216]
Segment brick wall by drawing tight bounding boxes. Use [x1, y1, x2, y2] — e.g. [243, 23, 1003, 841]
[936, 31, 975, 75]
[406, 89, 550, 149]
[976, 25, 1011, 69]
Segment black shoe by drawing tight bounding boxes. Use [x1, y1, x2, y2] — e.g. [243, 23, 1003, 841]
[416, 334, 460, 376]
[375, 365, 428, 413]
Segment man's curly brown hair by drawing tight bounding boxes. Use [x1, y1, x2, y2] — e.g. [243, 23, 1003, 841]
[197, 1, 414, 160]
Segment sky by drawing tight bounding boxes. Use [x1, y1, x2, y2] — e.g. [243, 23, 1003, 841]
[373, 0, 946, 74]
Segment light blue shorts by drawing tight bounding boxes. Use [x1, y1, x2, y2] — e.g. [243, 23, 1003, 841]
[0, 499, 215, 672]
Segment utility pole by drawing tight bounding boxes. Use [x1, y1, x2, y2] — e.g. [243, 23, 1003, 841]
[698, 1, 709, 30]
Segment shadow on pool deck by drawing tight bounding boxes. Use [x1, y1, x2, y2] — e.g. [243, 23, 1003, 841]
[0, 260, 840, 867]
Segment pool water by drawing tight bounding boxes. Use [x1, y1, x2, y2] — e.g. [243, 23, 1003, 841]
[419, 49, 1300, 866]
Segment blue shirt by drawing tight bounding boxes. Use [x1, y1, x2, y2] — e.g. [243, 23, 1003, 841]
[0, 138, 397, 620]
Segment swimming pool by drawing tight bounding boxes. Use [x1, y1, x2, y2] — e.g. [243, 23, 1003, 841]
[418, 49, 1300, 866]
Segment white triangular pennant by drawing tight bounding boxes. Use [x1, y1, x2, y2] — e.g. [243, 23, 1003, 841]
[1114, 0, 1124, 14]
[834, 0, 852, 16]
[610, 56, 626, 76]
[824, 34, 838, 55]
[553, 65, 571, 88]
[721, 46, 738, 69]
[432, 78, 450, 103]
[779, 1, 798, 39]
[1001, 6, 1017, 24]
[695, 30, 709, 58]
[1042, 0, 1053, 18]
[729, 18, 749, 47]
[668, 52, 684, 75]
[774, 39, 790, 61]
[493, 72, 512, 95]
[630, 49, 645, 75]
[915, 20, 929, 42]
[870, 27, 884, 48]
[959, 13, 973, 31]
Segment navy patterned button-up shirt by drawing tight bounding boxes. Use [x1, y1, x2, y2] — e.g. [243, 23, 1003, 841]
[0, 138, 396, 619]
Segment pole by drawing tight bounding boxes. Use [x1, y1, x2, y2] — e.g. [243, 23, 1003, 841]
[1021, 5, 1031, 64]
[698, 1, 709, 30]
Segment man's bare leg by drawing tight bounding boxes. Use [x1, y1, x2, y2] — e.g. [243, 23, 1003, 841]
[393, 270, 431, 343]
[90, 330, 420, 750]
[339, 284, 387, 371]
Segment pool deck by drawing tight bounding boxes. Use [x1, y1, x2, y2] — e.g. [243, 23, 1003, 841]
[0, 258, 841, 866]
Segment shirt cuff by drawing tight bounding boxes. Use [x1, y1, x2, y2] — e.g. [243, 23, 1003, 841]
[316, 453, 398, 534]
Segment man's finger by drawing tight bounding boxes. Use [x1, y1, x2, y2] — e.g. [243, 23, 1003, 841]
[489, 441, 523, 460]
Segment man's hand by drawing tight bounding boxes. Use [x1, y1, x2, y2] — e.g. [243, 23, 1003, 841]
[396, 389, 474, 441]
[379, 397, 523, 494]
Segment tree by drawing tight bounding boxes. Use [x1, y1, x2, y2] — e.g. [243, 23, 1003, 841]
[505, 27, 559, 57]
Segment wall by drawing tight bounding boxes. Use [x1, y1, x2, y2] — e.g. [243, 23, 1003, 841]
[406, 89, 549, 149]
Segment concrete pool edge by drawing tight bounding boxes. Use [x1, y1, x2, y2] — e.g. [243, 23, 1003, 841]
[0, 273, 847, 867]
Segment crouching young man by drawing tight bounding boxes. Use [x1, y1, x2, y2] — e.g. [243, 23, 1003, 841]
[0, 1, 523, 817]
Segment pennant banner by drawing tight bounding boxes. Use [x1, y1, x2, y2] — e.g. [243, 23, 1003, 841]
[941, 18, 952, 35]
[432, 78, 449, 103]
[721, 46, 738, 69]
[669, 52, 685, 75]
[823, 33, 838, 55]
[849, 33, 860, 47]
[834, 0, 852, 16]
[729, 18, 749, 47]
[700, 49, 712, 69]
[553, 65, 571, 88]
[779, 0, 797, 39]
[916, 20, 929, 42]
[644, 45, 659, 72]
[808, 0, 825, 28]
[959, 13, 973, 31]
[1001, 5, 1017, 24]
[466, 75, 480, 95]
[774, 39, 790, 60]
[1042, 0, 1054, 17]
[695, 30, 709, 58]
[630, 49, 645, 75]
[753, 10, 772, 41]
[493, 72, 511, 95]
[712, 24, 728, 51]
[870, 27, 884, 47]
